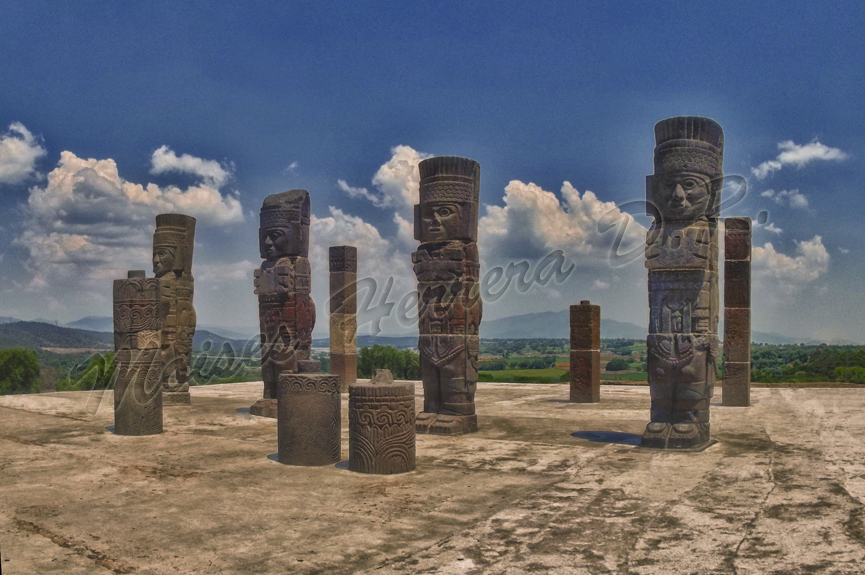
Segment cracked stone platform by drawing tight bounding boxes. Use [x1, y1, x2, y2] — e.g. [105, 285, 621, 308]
[2, 382, 865, 574]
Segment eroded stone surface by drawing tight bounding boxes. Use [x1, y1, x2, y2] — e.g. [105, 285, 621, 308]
[643, 116, 723, 449]
[413, 156, 482, 436]
[570, 300, 601, 403]
[112, 272, 164, 436]
[254, 190, 316, 410]
[152, 213, 197, 405]
[348, 370, 416, 474]
[277, 373, 341, 466]
[723, 217, 752, 407]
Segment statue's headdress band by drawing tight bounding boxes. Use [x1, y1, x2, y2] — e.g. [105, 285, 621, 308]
[653, 117, 724, 176]
[419, 156, 480, 204]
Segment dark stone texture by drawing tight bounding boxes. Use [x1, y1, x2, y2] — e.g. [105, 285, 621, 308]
[570, 302, 601, 351]
[723, 308, 751, 364]
[277, 373, 341, 466]
[153, 213, 196, 405]
[722, 362, 751, 407]
[724, 260, 751, 308]
[414, 156, 482, 436]
[329, 245, 358, 273]
[329, 271, 357, 315]
[724, 217, 752, 261]
[570, 350, 600, 403]
[113, 274, 165, 436]
[642, 116, 723, 450]
[331, 353, 357, 393]
[254, 190, 316, 408]
[249, 398, 278, 418]
[348, 370, 416, 475]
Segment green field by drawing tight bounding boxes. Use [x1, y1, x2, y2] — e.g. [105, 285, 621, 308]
[478, 368, 569, 384]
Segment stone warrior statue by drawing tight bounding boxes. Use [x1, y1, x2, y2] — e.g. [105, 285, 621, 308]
[413, 156, 482, 436]
[251, 190, 316, 416]
[152, 213, 197, 405]
[642, 116, 723, 450]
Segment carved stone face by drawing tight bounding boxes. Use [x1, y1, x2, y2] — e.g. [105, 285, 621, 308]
[653, 172, 712, 221]
[261, 227, 292, 261]
[421, 203, 463, 241]
[153, 246, 177, 278]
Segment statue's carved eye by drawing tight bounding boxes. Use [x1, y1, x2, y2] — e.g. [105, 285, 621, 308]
[681, 178, 700, 190]
[438, 207, 452, 216]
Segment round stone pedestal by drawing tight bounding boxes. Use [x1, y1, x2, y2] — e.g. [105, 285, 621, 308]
[277, 373, 341, 466]
[349, 371, 416, 474]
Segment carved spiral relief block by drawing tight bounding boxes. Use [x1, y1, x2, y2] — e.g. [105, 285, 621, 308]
[349, 382, 416, 474]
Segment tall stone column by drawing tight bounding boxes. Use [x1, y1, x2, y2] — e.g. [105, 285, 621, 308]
[113, 270, 166, 436]
[251, 190, 316, 418]
[722, 217, 752, 406]
[570, 300, 600, 403]
[642, 116, 723, 450]
[329, 245, 357, 392]
[413, 156, 482, 436]
[152, 213, 196, 405]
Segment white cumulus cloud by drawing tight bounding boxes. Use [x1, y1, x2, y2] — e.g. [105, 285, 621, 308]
[752, 235, 830, 297]
[0, 122, 47, 185]
[150, 145, 233, 187]
[16, 149, 244, 292]
[760, 189, 809, 209]
[752, 140, 848, 180]
[479, 180, 646, 265]
[338, 145, 432, 216]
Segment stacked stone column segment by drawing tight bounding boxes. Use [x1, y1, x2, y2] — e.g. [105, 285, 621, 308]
[569, 300, 601, 403]
[722, 217, 752, 406]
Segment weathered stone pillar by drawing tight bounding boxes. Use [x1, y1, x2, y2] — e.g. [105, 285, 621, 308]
[251, 190, 316, 418]
[349, 369, 416, 474]
[113, 270, 165, 436]
[152, 213, 196, 405]
[642, 116, 723, 450]
[722, 217, 752, 406]
[413, 156, 482, 436]
[277, 373, 341, 466]
[329, 245, 357, 392]
[570, 300, 601, 403]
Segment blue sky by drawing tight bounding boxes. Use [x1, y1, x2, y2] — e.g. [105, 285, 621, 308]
[1, 1, 863, 341]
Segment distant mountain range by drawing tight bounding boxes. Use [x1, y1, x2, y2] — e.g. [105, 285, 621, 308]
[480, 311, 646, 340]
[0, 322, 112, 350]
[0, 312, 859, 351]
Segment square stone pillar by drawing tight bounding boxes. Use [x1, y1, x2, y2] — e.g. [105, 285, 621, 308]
[329, 245, 357, 392]
[570, 300, 600, 403]
[722, 217, 752, 406]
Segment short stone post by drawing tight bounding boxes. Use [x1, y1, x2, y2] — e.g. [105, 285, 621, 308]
[722, 217, 752, 406]
[329, 245, 357, 392]
[277, 373, 341, 466]
[349, 369, 416, 474]
[113, 270, 165, 436]
[570, 300, 601, 403]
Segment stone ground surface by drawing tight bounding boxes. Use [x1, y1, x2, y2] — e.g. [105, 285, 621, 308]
[2, 381, 865, 574]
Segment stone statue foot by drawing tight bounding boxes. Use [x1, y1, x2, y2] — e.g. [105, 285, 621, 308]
[250, 398, 278, 418]
[641, 422, 671, 449]
[163, 391, 191, 405]
[427, 414, 478, 436]
[667, 422, 710, 450]
[415, 412, 438, 434]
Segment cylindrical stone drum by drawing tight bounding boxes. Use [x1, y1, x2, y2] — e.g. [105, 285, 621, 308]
[112, 274, 164, 436]
[277, 373, 341, 466]
[349, 381, 416, 474]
